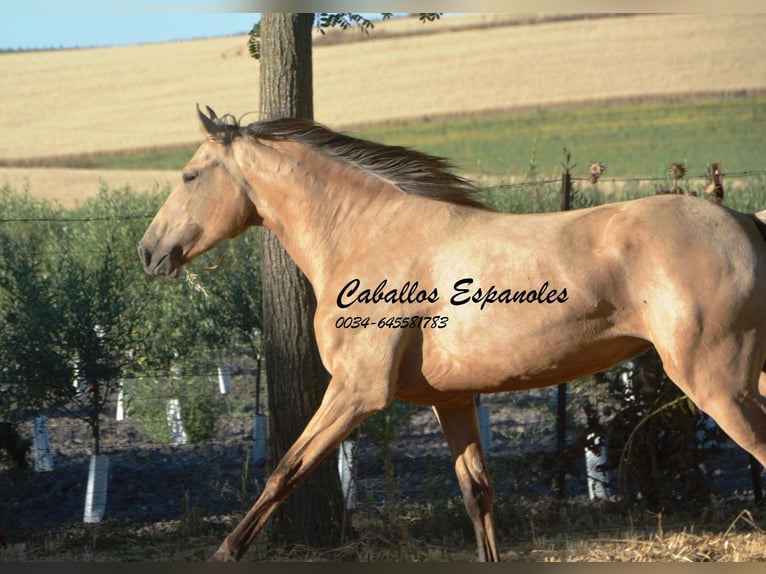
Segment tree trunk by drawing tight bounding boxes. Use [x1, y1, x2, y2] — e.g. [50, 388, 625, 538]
[258, 12, 347, 547]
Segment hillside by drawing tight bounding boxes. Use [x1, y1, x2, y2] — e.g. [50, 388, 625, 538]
[3, 13, 765, 161]
[1, 13, 765, 206]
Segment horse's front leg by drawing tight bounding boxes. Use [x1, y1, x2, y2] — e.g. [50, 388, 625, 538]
[433, 399, 499, 562]
[209, 377, 387, 562]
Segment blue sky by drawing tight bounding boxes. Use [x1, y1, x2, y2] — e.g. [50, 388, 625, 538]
[4, 2, 740, 51]
[0, 13, 263, 50]
[0, 6, 399, 51]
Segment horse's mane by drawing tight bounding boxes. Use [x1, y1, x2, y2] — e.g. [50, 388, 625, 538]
[230, 118, 488, 210]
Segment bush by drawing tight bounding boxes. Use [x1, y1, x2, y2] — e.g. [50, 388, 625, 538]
[123, 370, 223, 444]
[579, 349, 728, 511]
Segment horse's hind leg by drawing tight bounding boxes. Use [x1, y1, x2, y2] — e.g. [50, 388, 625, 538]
[699, 385, 766, 467]
[433, 400, 499, 562]
[661, 348, 766, 468]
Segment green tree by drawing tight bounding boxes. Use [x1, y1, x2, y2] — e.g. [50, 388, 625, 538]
[0, 187, 74, 424]
[0, 230, 73, 423]
[59, 243, 138, 455]
[58, 187, 150, 454]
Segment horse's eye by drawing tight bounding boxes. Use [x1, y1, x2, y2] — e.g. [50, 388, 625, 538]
[183, 171, 198, 184]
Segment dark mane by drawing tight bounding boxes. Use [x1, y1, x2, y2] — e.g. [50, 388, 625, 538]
[235, 118, 488, 210]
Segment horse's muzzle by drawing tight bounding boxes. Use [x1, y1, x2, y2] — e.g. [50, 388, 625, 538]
[138, 243, 182, 277]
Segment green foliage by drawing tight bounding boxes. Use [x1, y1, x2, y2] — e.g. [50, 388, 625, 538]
[358, 400, 419, 513]
[248, 13, 441, 61]
[580, 350, 727, 511]
[315, 13, 398, 34]
[16, 146, 198, 170]
[247, 22, 261, 59]
[360, 400, 417, 463]
[122, 369, 223, 445]
[0, 181, 260, 454]
[0, 187, 74, 421]
[178, 489, 204, 538]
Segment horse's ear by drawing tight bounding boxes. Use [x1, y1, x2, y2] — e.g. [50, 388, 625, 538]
[197, 103, 222, 138]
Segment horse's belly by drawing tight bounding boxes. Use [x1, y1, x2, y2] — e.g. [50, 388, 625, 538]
[395, 334, 650, 404]
[392, 288, 650, 404]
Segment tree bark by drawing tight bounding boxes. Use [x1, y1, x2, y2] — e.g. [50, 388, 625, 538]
[258, 13, 346, 547]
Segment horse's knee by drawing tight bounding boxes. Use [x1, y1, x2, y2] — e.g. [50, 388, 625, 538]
[262, 469, 292, 503]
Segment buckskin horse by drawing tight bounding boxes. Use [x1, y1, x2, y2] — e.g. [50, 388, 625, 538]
[139, 106, 766, 561]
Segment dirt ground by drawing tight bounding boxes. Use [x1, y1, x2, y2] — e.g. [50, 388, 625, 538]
[2, 388, 764, 561]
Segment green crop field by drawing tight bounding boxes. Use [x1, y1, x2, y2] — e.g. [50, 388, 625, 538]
[358, 96, 766, 181]
[71, 95, 765, 215]
[79, 96, 765, 181]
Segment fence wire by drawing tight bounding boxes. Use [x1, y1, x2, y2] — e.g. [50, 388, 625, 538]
[0, 169, 764, 225]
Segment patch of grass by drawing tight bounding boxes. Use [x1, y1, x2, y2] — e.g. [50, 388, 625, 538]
[355, 96, 766, 180]
[10, 146, 199, 171]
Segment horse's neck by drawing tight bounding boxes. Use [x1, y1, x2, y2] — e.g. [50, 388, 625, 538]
[236, 139, 407, 287]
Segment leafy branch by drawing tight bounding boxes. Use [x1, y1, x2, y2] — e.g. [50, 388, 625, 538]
[248, 13, 442, 60]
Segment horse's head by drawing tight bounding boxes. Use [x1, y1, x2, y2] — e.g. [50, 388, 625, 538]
[138, 106, 260, 277]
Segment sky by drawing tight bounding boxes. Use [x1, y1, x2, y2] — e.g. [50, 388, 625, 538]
[0, 5, 395, 52]
[0, 12, 263, 51]
[1, 2, 749, 51]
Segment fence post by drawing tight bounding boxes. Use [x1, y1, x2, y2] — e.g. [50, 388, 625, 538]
[709, 162, 724, 205]
[166, 398, 187, 445]
[554, 168, 572, 499]
[33, 416, 54, 472]
[115, 383, 125, 422]
[83, 454, 109, 523]
[585, 433, 610, 500]
[218, 363, 232, 395]
[338, 440, 357, 510]
[252, 414, 268, 466]
[251, 354, 268, 467]
[560, 168, 571, 212]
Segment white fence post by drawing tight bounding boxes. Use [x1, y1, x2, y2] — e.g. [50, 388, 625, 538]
[218, 363, 232, 395]
[338, 440, 357, 510]
[83, 454, 109, 523]
[115, 384, 125, 422]
[32, 416, 54, 472]
[166, 398, 187, 445]
[585, 433, 610, 500]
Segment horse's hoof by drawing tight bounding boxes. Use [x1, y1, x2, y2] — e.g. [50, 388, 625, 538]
[208, 546, 238, 562]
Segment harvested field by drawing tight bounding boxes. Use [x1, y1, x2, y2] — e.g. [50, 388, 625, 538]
[1, 13, 764, 162]
[2, 13, 764, 207]
[0, 167, 175, 208]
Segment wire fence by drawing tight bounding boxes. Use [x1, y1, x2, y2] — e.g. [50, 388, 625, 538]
[1, 165, 765, 225]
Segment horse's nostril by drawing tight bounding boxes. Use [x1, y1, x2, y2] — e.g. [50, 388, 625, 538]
[138, 244, 154, 272]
